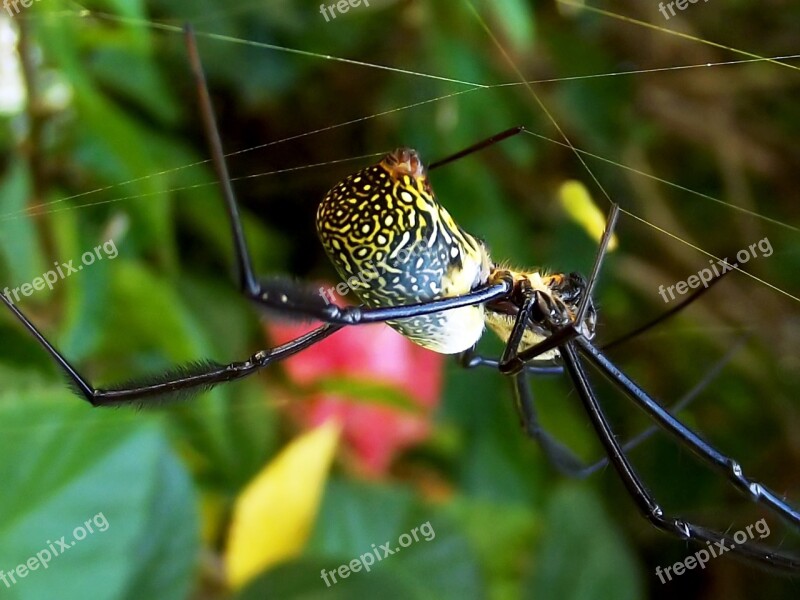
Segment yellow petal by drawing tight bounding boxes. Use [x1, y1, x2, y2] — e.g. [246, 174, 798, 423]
[558, 180, 618, 251]
[225, 420, 341, 589]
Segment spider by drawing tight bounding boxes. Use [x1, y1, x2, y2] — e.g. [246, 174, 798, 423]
[2, 26, 798, 573]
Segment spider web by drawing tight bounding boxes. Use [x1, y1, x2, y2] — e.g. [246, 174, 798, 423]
[0, 1, 798, 592]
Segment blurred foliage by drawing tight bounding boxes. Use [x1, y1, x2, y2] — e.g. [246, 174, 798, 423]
[0, 0, 798, 599]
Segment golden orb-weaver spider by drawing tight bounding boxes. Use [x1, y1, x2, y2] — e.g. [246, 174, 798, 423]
[2, 25, 797, 573]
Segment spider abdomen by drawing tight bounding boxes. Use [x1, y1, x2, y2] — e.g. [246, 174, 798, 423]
[316, 148, 492, 353]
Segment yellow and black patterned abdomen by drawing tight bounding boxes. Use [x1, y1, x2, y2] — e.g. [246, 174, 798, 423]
[316, 148, 492, 353]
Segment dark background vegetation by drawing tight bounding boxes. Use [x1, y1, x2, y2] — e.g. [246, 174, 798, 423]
[0, 0, 798, 598]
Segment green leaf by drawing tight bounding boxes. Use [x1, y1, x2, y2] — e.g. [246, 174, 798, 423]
[298, 479, 485, 600]
[0, 386, 199, 600]
[485, 0, 536, 50]
[447, 498, 539, 599]
[237, 557, 426, 600]
[0, 159, 45, 285]
[526, 483, 644, 600]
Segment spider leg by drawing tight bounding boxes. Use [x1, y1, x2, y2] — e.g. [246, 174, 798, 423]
[254, 277, 511, 325]
[601, 266, 730, 352]
[0, 288, 342, 406]
[472, 247, 747, 475]
[498, 283, 542, 369]
[1, 25, 512, 408]
[472, 283, 598, 474]
[458, 288, 593, 475]
[466, 281, 602, 475]
[504, 336, 741, 478]
[561, 342, 800, 572]
[459, 273, 728, 376]
[580, 335, 748, 474]
[185, 27, 512, 327]
[458, 348, 563, 375]
[499, 202, 620, 374]
[574, 335, 800, 529]
[511, 372, 598, 476]
[427, 125, 527, 171]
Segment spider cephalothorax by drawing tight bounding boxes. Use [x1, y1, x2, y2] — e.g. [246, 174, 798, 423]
[483, 269, 597, 360]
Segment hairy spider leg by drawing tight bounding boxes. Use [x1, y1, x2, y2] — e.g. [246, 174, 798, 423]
[508, 337, 745, 478]
[480, 185, 800, 570]
[562, 342, 800, 571]
[0, 25, 520, 406]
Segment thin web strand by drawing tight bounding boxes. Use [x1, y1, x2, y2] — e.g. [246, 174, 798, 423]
[2, 0, 794, 430]
[464, 0, 799, 304]
[0, 153, 387, 221]
[9, 4, 798, 302]
[557, 0, 800, 73]
[621, 209, 800, 304]
[4, 7, 797, 228]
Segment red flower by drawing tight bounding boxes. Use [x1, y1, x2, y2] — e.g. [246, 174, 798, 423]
[265, 310, 444, 475]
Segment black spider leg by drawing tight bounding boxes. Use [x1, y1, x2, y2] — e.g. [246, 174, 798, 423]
[432, 123, 730, 366]
[602, 264, 729, 352]
[459, 278, 589, 473]
[0, 287, 343, 406]
[429, 123, 734, 356]
[574, 335, 800, 532]
[457, 262, 731, 376]
[488, 281, 593, 472]
[490, 265, 737, 477]
[428, 126, 526, 171]
[0, 23, 515, 408]
[561, 342, 800, 571]
[458, 180, 616, 379]
[454, 202, 617, 471]
[457, 260, 731, 376]
[510, 372, 588, 475]
[458, 287, 556, 380]
[498, 203, 621, 375]
[423, 125, 799, 565]
[459, 350, 563, 374]
[184, 27, 513, 328]
[462, 277, 741, 475]
[511, 337, 744, 478]
[10, 26, 511, 405]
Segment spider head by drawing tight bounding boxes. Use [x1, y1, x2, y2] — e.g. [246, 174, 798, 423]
[484, 269, 597, 360]
[546, 272, 597, 339]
